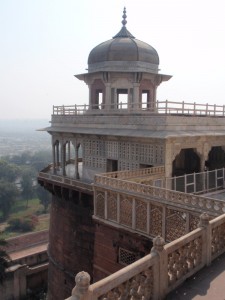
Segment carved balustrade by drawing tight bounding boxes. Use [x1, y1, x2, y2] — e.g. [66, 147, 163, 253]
[94, 175, 225, 218]
[94, 188, 204, 242]
[66, 213, 225, 300]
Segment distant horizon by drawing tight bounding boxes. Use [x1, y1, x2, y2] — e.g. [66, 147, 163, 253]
[0, 119, 50, 132]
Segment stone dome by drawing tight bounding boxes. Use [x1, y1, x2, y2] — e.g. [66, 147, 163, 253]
[87, 8, 159, 74]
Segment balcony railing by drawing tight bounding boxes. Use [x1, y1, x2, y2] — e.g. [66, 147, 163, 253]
[53, 100, 225, 117]
[66, 213, 225, 300]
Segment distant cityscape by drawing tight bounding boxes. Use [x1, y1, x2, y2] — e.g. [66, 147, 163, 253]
[0, 119, 51, 157]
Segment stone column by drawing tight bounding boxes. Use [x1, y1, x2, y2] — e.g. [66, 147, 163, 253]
[68, 141, 71, 162]
[52, 143, 56, 174]
[56, 142, 60, 167]
[61, 143, 66, 176]
[133, 83, 140, 110]
[104, 83, 111, 110]
[75, 145, 79, 179]
[88, 84, 92, 109]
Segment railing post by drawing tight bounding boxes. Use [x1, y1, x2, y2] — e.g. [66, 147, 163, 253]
[104, 191, 108, 220]
[65, 271, 91, 300]
[132, 198, 136, 229]
[198, 213, 211, 266]
[151, 236, 167, 299]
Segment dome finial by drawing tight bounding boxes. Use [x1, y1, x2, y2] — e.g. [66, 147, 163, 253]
[122, 7, 127, 27]
[113, 7, 135, 39]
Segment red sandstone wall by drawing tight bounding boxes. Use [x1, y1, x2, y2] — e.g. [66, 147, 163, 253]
[93, 222, 153, 281]
[48, 191, 95, 300]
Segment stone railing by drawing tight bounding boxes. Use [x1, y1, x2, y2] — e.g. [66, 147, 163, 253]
[95, 166, 165, 180]
[66, 213, 225, 300]
[94, 175, 225, 216]
[38, 172, 93, 193]
[53, 100, 225, 117]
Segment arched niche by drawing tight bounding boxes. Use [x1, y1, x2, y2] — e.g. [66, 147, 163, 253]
[206, 146, 225, 170]
[172, 148, 200, 176]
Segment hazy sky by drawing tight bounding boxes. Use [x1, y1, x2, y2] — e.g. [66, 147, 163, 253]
[1, 0, 225, 120]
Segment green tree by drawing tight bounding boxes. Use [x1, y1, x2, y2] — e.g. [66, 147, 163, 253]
[36, 185, 51, 212]
[0, 180, 18, 219]
[0, 160, 19, 181]
[20, 171, 34, 207]
[0, 238, 10, 284]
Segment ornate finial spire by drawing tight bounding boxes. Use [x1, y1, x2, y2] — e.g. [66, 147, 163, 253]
[113, 7, 135, 39]
[122, 7, 127, 26]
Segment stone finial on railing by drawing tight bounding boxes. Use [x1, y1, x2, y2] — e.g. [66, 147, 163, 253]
[198, 212, 210, 228]
[66, 271, 90, 300]
[151, 236, 165, 254]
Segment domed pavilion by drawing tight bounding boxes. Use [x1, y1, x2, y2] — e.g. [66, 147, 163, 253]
[76, 8, 171, 111]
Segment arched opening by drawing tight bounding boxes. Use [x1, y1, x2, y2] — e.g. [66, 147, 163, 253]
[172, 148, 200, 176]
[117, 89, 128, 109]
[90, 79, 105, 109]
[141, 90, 150, 109]
[206, 146, 225, 170]
[172, 149, 201, 192]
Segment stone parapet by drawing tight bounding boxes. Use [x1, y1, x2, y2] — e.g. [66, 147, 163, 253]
[66, 213, 225, 300]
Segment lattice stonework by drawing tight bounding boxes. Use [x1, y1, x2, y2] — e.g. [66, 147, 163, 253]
[135, 200, 147, 232]
[83, 139, 106, 169]
[120, 195, 132, 227]
[166, 209, 187, 241]
[99, 267, 154, 299]
[107, 192, 117, 222]
[211, 222, 225, 259]
[189, 214, 200, 232]
[96, 191, 105, 218]
[107, 141, 118, 159]
[149, 204, 163, 237]
[167, 236, 202, 287]
[118, 248, 137, 266]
